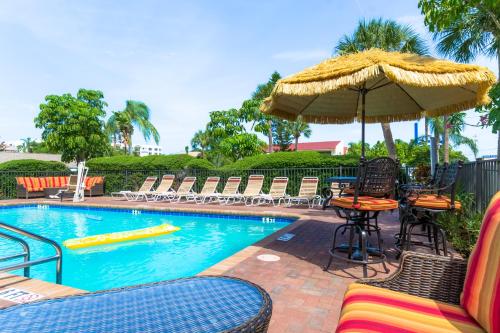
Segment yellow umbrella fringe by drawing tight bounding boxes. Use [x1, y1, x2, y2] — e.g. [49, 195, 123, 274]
[265, 97, 489, 124]
[280, 49, 496, 84]
[272, 65, 495, 97]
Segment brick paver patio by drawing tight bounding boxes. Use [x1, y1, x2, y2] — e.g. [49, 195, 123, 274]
[1, 197, 405, 332]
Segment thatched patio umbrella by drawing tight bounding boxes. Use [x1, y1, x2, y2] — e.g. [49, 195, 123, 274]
[261, 49, 496, 158]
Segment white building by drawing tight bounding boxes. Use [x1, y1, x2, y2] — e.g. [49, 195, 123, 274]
[136, 144, 163, 156]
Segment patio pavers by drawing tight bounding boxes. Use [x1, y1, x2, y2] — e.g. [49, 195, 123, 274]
[1, 197, 404, 332]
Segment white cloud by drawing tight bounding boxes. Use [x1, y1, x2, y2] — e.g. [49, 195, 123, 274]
[272, 49, 330, 62]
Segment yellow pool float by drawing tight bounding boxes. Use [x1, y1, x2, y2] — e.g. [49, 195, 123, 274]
[63, 224, 180, 249]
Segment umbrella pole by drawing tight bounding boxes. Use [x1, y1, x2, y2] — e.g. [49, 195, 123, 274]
[361, 88, 367, 160]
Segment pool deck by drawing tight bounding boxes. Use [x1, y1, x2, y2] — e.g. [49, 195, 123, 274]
[0, 197, 405, 332]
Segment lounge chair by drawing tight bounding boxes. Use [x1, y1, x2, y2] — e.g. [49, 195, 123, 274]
[0, 276, 273, 333]
[249, 177, 288, 206]
[168, 177, 197, 202]
[145, 175, 175, 202]
[110, 176, 157, 201]
[223, 175, 264, 205]
[285, 177, 321, 208]
[183, 177, 220, 204]
[203, 177, 242, 204]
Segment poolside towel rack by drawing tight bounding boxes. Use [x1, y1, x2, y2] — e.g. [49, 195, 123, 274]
[0, 221, 62, 284]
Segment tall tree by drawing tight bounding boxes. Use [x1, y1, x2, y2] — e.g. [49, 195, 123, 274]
[287, 117, 312, 151]
[428, 113, 479, 162]
[190, 130, 211, 158]
[240, 72, 282, 153]
[335, 18, 429, 159]
[107, 101, 160, 154]
[35, 89, 109, 163]
[419, 0, 500, 157]
[19, 137, 34, 153]
[272, 120, 294, 151]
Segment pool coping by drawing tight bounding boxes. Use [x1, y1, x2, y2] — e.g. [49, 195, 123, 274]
[0, 200, 308, 289]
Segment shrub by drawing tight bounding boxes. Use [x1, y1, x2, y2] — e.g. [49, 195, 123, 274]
[221, 151, 359, 170]
[0, 159, 68, 171]
[87, 154, 214, 171]
[0, 160, 69, 199]
[438, 192, 483, 258]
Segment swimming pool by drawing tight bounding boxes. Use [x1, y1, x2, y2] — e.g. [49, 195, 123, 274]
[0, 205, 293, 291]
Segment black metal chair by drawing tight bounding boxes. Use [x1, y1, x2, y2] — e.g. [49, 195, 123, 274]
[398, 161, 463, 256]
[323, 157, 400, 277]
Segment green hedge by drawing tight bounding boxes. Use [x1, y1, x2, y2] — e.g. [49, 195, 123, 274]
[0, 159, 68, 171]
[86, 154, 214, 171]
[0, 160, 69, 199]
[222, 151, 359, 170]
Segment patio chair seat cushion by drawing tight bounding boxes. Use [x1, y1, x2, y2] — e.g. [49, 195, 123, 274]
[409, 194, 462, 210]
[46, 176, 69, 189]
[331, 196, 398, 211]
[336, 283, 485, 333]
[461, 191, 500, 333]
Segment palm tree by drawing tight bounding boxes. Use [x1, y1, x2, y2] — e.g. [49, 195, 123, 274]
[20, 137, 34, 153]
[432, 6, 500, 157]
[191, 130, 211, 158]
[287, 117, 312, 151]
[240, 72, 281, 153]
[335, 18, 429, 159]
[429, 113, 478, 162]
[107, 101, 160, 154]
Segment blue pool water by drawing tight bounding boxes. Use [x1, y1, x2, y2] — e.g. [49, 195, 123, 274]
[0, 205, 292, 291]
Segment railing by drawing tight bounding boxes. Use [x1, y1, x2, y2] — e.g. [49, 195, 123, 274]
[0, 159, 498, 211]
[0, 222, 63, 284]
[459, 159, 500, 212]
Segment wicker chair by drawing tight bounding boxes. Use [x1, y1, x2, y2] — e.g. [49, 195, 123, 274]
[336, 191, 500, 333]
[324, 157, 399, 277]
[398, 161, 463, 256]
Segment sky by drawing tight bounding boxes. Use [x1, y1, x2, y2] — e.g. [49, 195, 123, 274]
[0, 0, 497, 159]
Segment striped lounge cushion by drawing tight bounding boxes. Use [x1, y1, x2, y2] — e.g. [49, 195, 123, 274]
[16, 177, 44, 192]
[46, 176, 69, 188]
[461, 191, 500, 333]
[331, 196, 398, 211]
[336, 283, 484, 333]
[409, 194, 462, 210]
[84, 177, 103, 190]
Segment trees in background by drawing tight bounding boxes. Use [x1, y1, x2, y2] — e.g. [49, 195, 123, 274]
[18, 138, 34, 153]
[419, 0, 500, 158]
[346, 139, 467, 166]
[35, 89, 110, 163]
[335, 18, 429, 159]
[428, 113, 478, 162]
[288, 117, 312, 151]
[190, 72, 313, 164]
[106, 101, 160, 154]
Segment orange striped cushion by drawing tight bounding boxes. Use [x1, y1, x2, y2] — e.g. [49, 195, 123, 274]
[461, 191, 500, 333]
[336, 283, 484, 333]
[331, 196, 398, 211]
[410, 194, 462, 210]
[18, 177, 44, 192]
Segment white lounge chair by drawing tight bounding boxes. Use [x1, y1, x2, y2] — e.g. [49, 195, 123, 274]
[111, 176, 157, 201]
[203, 177, 242, 204]
[118, 176, 158, 201]
[184, 177, 220, 204]
[285, 177, 321, 208]
[169, 177, 197, 202]
[250, 177, 288, 206]
[223, 175, 264, 205]
[146, 175, 176, 202]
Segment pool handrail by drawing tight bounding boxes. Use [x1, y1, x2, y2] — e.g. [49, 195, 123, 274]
[0, 221, 62, 284]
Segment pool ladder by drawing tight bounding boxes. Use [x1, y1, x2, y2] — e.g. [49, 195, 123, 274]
[0, 221, 63, 284]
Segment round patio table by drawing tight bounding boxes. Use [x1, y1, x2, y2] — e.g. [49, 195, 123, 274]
[0, 276, 272, 333]
[321, 176, 357, 210]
